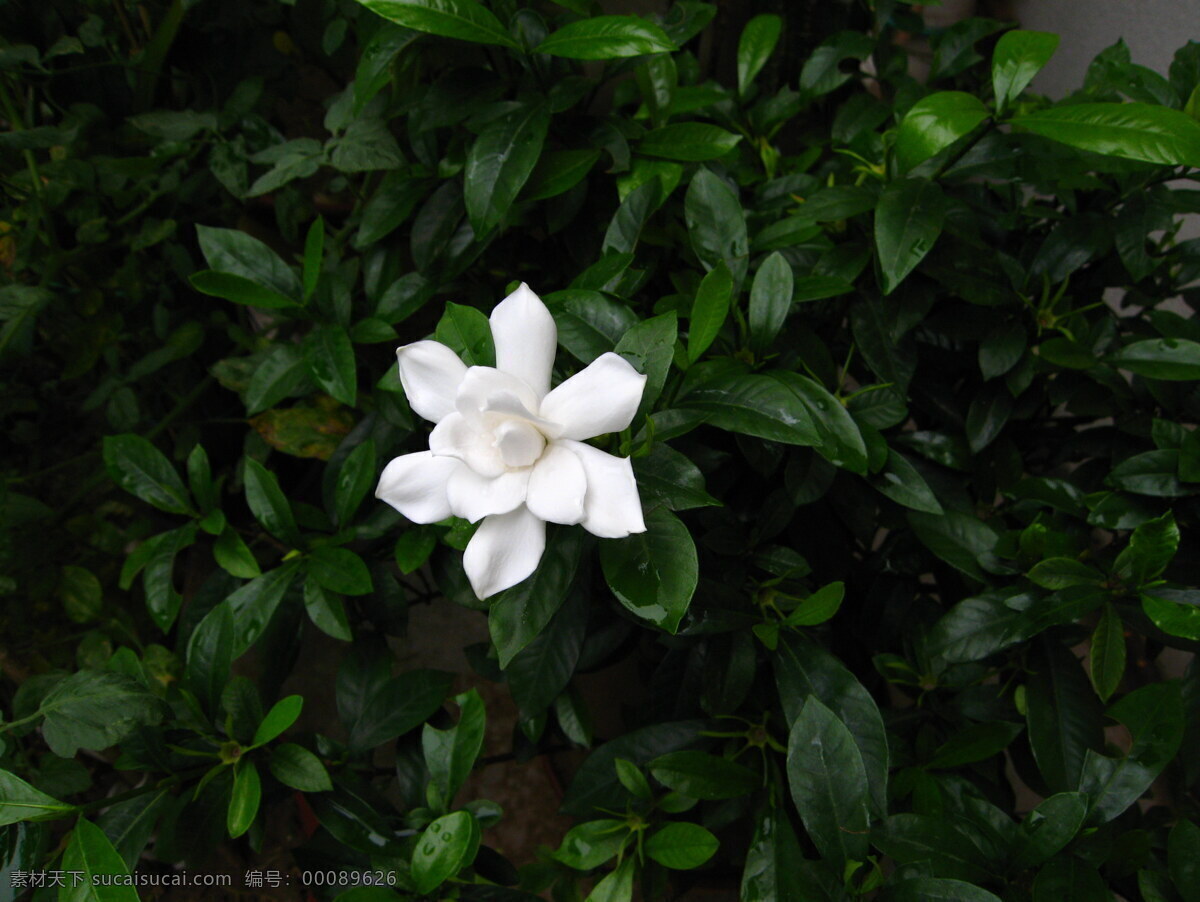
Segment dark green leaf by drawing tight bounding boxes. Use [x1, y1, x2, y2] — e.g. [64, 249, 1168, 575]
[534, 16, 676, 59]
[0, 769, 72, 825]
[227, 762, 260, 838]
[490, 529, 582, 668]
[1012, 102, 1200, 166]
[1109, 337, 1200, 380]
[214, 525, 261, 579]
[890, 878, 1002, 902]
[61, 818, 139, 902]
[304, 324, 357, 406]
[993, 30, 1060, 114]
[252, 694, 303, 747]
[38, 671, 164, 758]
[270, 743, 333, 792]
[347, 669, 453, 751]
[600, 507, 697, 633]
[687, 262, 733, 363]
[872, 814, 993, 883]
[309, 547, 373, 596]
[737, 14, 782, 96]
[614, 312, 677, 419]
[303, 578, 352, 641]
[871, 449, 943, 514]
[189, 270, 298, 309]
[644, 822, 719, 870]
[423, 689, 486, 809]
[786, 697, 870, 868]
[686, 169, 749, 289]
[639, 123, 741, 162]
[1169, 818, 1200, 902]
[245, 344, 313, 415]
[524, 149, 601, 202]
[927, 722, 1023, 769]
[633, 443, 717, 511]
[1027, 642, 1105, 794]
[356, 0, 519, 49]
[464, 102, 550, 236]
[748, 251, 793, 355]
[244, 459, 303, 547]
[680, 369, 819, 446]
[1011, 792, 1088, 872]
[907, 510, 998, 582]
[1142, 590, 1200, 641]
[196, 225, 301, 300]
[435, 302, 494, 367]
[334, 440, 377, 528]
[648, 751, 759, 800]
[1089, 604, 1125, 702]
[1027, 557, 1104, 590]
[102, 435, 194, 516]
[555, 818, 627, 870]
[875, 178, 947, 295]
[896, 91, 989, 172]
[774, 372, 868, 474]
[411, 810, 480, 894]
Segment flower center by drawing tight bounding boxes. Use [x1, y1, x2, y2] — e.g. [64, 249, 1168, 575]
[492, 418, 546, 468]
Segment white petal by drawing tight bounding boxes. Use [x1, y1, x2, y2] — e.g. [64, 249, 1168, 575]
[494, 419, 546, 468]
[454, 366, 542, 426]
[526, 441, 587, 525]
[463, 506, 547, 599]
[396, 341, 468, 424]
[490, 283, 557, 400]
[539, 353, 647, 441]
[375, 451, 461, 523]
[561, 440, 646, 538]
[446, 467, 530, 523]
[429, 412, 506, 478]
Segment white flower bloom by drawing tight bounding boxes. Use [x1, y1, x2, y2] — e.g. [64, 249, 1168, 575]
[376, 284, 648, 599]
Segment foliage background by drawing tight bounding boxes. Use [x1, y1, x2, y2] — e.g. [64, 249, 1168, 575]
[4, 0, 1200, 900]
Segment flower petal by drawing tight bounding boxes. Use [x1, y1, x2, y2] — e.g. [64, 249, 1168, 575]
[490, 283, 557, 400]
[539, 352, 647, 441]
[561, 439, 646, 538]
[429, 412, 506, 478]
[454, 366, 542, 427]
[396, 341, 468, 424]
[375, 451, 461, 523]
[446, 466, 530, 523]
[463, 505, 547, 599]
[526, 441, 587, 525]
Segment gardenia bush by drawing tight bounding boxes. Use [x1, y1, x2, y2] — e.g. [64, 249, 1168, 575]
[4, 1, 1200, 900]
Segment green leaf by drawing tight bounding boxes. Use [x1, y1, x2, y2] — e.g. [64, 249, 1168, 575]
[244, 344, 313, 415]
[588, 856, 635, 902]
[97, 789, 170, 869]
[1109, 337, 1200, 380]
[614, 311, 677, 419]
[309, 547, 373, 596]
[347, 669, 453, 751]
[60, 565, 102, 624]
[927, 721, 1023, 769]
[302, 217, 324, 302]
[214, 525, 261, 579]
[435, 302, 495, 367]
[871, 449, 943, 514]
[411, 810, 480, 895]
[599, 507, 697, 634]
[748, 251, 793, 355]
[872, 814, 992, 883]
[1169, 818, 1200, 902]
[37, 670, 165, 758]
[895, 91, 989, 172]
[786, 697, 870, 868]
[102, 435, 194, 516]
[490, 529, 582, 668]
[464, 102, 550, 236]
[196, 225, 302, 301]
[1142, 590, 1200, 641]
[680, 369, 819, 446]
[783, 581, 845, 627]
[649, 751, 759, 800]
[890, 878, 1002, 902]
[356, 171, 428, 248]
[0, 769, 72, 825]
[354, 24, 420, 113]
[633, 443, 718, 512]
[993, 30, 1061, 114]
[1010, 792, 1088, 871]
[875, 177, 947, 295]
[334, 440, 377, 528]
[355, 0, 519, 49]
[303, 324, 357, 406]
[1026, 642, 1105, 793]
[185, 602, 235, 713]
[223, 562, 303, 658]
[1027, 557, 1105, 590]
[303, 578, 352, 641]
[1089, 604, 1125, 702]
[189, 270, 298, 309]
[614, 758, 652, 800]
[555, 819, 628, 870]
[394, 528, 437, 574]
[687, 262, 733, 363]
[639, 123, 741, 162]
[227, 762, 260, 839]
[422, 689, 486, 812]
[244, 458, 303, 547]
[685, 169, 749, 289]
[1011, 102, 1200, 167]
[524, 148, 602, 201]
[737, 14, 782, 96]
[772, 632, 889, 817]
[270, 743, 332, 793]
[741, 806, 813, 901]
[1107, 450, 1187, 497]
[645, 822, 719, 870]
[908, 510, 998, 582]
[62, 818, 139, 902]
[252, 695, 303, 747]
[774, 372, 868, 474]
[534, 15, 676, 59]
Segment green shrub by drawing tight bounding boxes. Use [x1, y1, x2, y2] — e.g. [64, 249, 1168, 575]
[4, 1, 1200, 899]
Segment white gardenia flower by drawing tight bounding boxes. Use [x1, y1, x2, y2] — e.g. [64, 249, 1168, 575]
[376, 283, 648, 599]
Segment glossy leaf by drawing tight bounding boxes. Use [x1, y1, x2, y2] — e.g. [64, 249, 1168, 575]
[227, 761, 260, 838]
[993, 30, 1060, 114]
[1012, 102, 1200, 167]
[464, 102, 550, 236]
[895, 91, 989, 172]
[748, 251, 793, 355]
[639, 123, 741, 162]
[244, 459, 303, 547]
[875, 178, 947, 295]
[600, 507, 697, 633]
[1089, 604, 1125, 702]
[304, 324, 357, 406]
[62, 818, 139, 902]
[644, 822, 719, 870]
[411, 810, 480, 895]
[687, 262, 733, 363]
[737, 14, 782, 96]
[534, 16, 676, 59]
[270, 742, 333, 793]
[1108, 338, 1200, 380]
[355, 0, 519, 49]
[648, 751, 759, 800]
[252, 694, 303, 747]
[102, 435, 194, 516]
